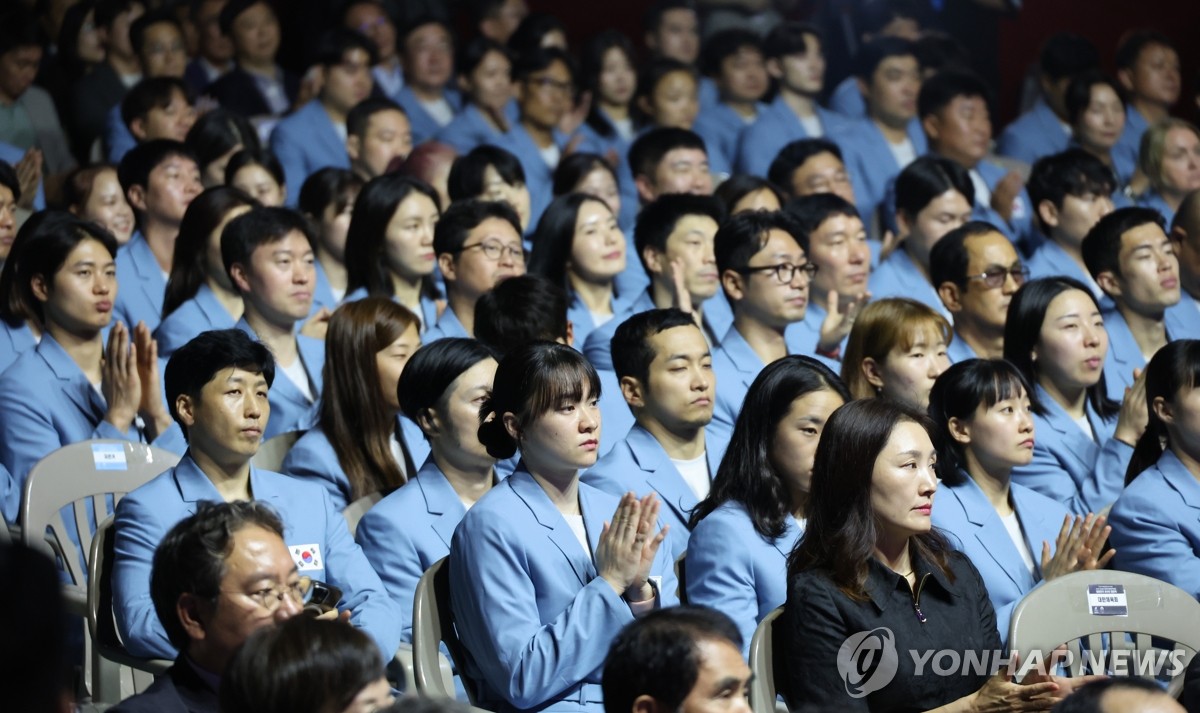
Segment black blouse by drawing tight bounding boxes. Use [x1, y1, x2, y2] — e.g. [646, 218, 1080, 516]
[783, 550, 1001, 713]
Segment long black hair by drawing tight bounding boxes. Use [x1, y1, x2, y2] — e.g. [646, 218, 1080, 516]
[343, 173, 442, 301]
[163, 186, 258, 318]
[690, 356, 850, 539]
[1126, 340, 1200, 484]
[580, 30, 639, 140]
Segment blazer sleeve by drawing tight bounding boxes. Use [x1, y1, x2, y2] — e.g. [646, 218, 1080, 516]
[1108, 486, 1200, 598]
[685, 513, 763, 657]
[319, 487, 403, 659]
[354, 504, 426, 644]
[783, 575, 870, 712]
[449, 515, 636, 709]
[1012, 437, 1131, 516]
[112, 489, 178, 660]
[281, 436, 350, 512]
[268, 119, 308, 208]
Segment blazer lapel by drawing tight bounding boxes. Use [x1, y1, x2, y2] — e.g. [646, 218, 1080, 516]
[1037, 387, 1096, 472]
[40, 335, 108, 424]
[628, 426, 699, 526]
[131, 236, 166, 315]
[510, 469, 593, 587]
[417, 462, 465, 550]
[956, 479, 1033, 591]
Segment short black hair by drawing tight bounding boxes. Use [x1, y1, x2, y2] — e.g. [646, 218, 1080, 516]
[611, 308, 701, 385]
[1081, 206, 1166, 284]
[346, 97, 406, 140]
[0, 4, 39, 56]
[512, 46, 575, 85]
[150, 500, 284, 652]
[768, 138, 844, 194]
[129, 10, 184, 58]
[186, 108, 262, 176]
[448, 145, 526, 202]
[165, 328, 276, 437]
[224, 147, 285, 189]
[0, 161, 21, 203]
[637, 58, 698, 107]
[219, 0, 273, 37]
[918, 69, 992, 120]
[857, 0, 923, 36]
[784, 193, 861, 238]
[475, 275, 569, 355]
[714, 175, 784, 216]
[117, 139, 198, 194]
[95, 0, 144, 32]
[912, 32, 970, 75]
[700, 29, 762, 78]
[458, 36, 511, 78]
[929, 220, 1007, 289]
[1064, 70, 1125, 127]
[121, 77, 192, 133]
[397, 337, 499, 425]
[762, 22, 821, 61]
[634, 193, 724, 274]
[1039, 32, 1100, 81]
[313, 27, 378, 68]
[1027, 149, 1116, 235]
[602, 606, 743, 713]
[894, 155, 974, 220]
[643, 0, 698, 35]
[714, 210, 807, 276]
[552, 153, 617, 197]
[220, 206, 316, 283]
[853, 36, 916, 83]
[1115, 30, 1176, 72]
[628, 127, 707, 182]
[433, 199, 521, 256]
[398, 15, 454, 49]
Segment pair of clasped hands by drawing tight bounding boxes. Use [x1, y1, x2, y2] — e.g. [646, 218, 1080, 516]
[596, 493, 669, 605]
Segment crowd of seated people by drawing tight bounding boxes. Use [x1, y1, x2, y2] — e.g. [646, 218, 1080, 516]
[5, 0, 1200, 711]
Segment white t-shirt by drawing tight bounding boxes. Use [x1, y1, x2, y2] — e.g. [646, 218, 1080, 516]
[1072, 413, 1094, 440]
[969, 169, 992, 211]
[1001, 511, 1037, 576]
[278, 357, 314, 402]
[538, 143, 562, 169]
[332, 121, 348, 143]
[798, 114, 823, 138]
[589, 310, 614, 328]
[671, 452, 711, 500]
[612, 117, 635, 142]
[887, 138, 917, 169]
[564, 513, 590, 556]
[418, 97, 455, 127]
[331, 285, 347, 303]
[388, 432, 409, 481]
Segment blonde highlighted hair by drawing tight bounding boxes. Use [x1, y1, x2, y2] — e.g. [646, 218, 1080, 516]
[841, 298, 952, 400]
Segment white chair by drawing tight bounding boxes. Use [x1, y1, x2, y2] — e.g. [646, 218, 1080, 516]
[342, 492, 383, 538]
[748, 607, 786, 713]
[251, 430, 303, 472]
[412, 557, 491, 711]
[1009, 570, 1200, 696]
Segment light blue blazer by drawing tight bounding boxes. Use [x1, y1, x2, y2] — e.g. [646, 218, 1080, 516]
[1109, 449, 1200, 598]
[931, 472, 1070, 642]
[574, 118, 638, 232]
[0, 318, 37, 374]
[0, 332, 186, 520]
[685, 501, 802, 656]
[975, 159, 1035, 246]
[828, 76, 866, 118]
[312, 260, 339, 315]
[868, 248, 951, 320]
[114, 233, 168, 334]
[112, 454, 402, 660]
[1010, 385, 1132, 515]
[1136, 190, 1176, 226]
[1167, 294, 1200, 339]
[434, 100, 518, 154]
[594, 368, 634, 459]
[996, 100, 1071, 167]
[233, 318, 323, 438]
[395, 85, 463, 146]
[842, 117, 928, 222]
[946, 334, 980, 364]
[356, 457, 495, 644]
[581, 424, 729, 558]
[280, 415, 429, 512]
[104, 102, 137, 164]
[1024, 238, 1108, 306]
[449, 466, 679, 713]
[733, 96, 855, 178]
[495, 122, 569, 229]
[1113, 105, 1150, 186]
[342, 286, 442, 339]
[692, 101, 760, 179]
[0, 141, 45, 209]
[567, 288, 640, 355]
[270, 100, 350, 208]
[154, 283, 237, 358]
[710, 326, 765, 447]
[422, 305, 469, 343]
[1100, 305, 1152, 403]
[579, 291, 736, 372]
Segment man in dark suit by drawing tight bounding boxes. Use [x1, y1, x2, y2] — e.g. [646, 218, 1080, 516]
[109, 501, 304, 712]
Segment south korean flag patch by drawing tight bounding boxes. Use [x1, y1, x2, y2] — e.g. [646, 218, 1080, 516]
[290, 543, 323, 572]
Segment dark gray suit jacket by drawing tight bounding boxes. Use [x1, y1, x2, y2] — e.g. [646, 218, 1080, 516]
[107, 659, 218, 713]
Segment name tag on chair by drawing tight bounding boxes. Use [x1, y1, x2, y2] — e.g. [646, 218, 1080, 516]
[290, 543, 323, 572]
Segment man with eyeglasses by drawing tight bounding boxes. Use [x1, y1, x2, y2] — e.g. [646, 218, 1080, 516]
[109, 500, 304, 712]
[930, 221, 1028, 363]
[709, 211, 822, 444]
[425, 199, 526, 342]
[112, 328, 401, 668]
[496, 47, 576, 229]
[1083, 207, 1183, 402]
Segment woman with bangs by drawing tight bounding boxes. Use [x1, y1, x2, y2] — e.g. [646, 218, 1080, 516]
[1004, 277, 1146, 515]
[448, 145, 534, 239]
[842, 297, 952, 411]
[298, 168, 364, 312]
[436, 37, 517, 153]
[1110, 340, 1200, 597]
[155, 186, 257, 357]
[928, 358, 1114, 642]
[282, 297, 423, 512]
[343, 174, 443, 335]
[450, 342, 679, 713]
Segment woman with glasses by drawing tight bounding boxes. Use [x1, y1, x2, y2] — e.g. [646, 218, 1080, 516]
[842, 297, 952, 411]
[1004, 277, 1146, 515]
[450, 342, 678, 713]
[929, 358, 1114, 643]
[343, 174, 443, 336]
[528, 193, 636, 349]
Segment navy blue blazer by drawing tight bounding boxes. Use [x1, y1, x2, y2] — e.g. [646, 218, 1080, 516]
[931, 472, 1070, 642]
[154, 283, 238, 358]
[1109, 449, 1200, 598]
[733, 96, 855, 178]
[395, 85, 463, 146]
[1010, 385, 1132, 515]
[685, 501, 802, 656]
[205, 65, 299, 120]
[113, 454, 402, 660]
[996, 100, 1072, 167]
[114, 233, 168, 334]
[233, 318, 323, 438]
[270, 100, 351, 207]
[280, 415, 428, 512]
[450, 466, 680, 713]
[581, 424, 729, 559]
[106, 658, 218, 713]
